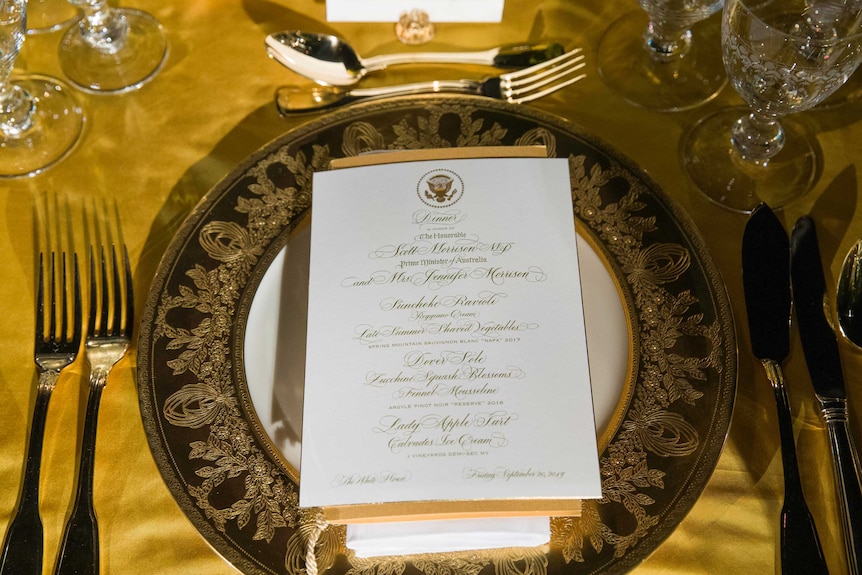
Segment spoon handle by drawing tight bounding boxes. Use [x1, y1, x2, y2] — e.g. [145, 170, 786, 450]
[362, 43, 563, 71]
[821, 398, 862, 575]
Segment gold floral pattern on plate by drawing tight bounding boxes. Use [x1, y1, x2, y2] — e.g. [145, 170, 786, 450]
[138, 95, 736, 575]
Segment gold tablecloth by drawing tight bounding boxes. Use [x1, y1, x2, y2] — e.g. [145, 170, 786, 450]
[2, 0, 861, 573]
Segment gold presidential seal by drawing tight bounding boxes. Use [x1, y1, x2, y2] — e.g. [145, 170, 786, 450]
[417, 169, 464, 208]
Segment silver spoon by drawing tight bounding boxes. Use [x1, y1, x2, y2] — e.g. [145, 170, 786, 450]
[265, 30, 565, 87]
[838, 239, 862, 346]
[835, 237, 862, 575]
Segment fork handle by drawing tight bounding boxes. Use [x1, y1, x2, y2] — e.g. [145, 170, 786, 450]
[349, 80, 483, 99]
[275, 80, 481, 113]
[0, 372, 58, 575]
[54, 371, 107, 575]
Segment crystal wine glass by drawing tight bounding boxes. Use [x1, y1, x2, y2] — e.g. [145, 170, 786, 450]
[683, 0, 862, 213]
[1, 0, 85, 178]
[597, 0, 727, 111]
[58, 0, 168, 93]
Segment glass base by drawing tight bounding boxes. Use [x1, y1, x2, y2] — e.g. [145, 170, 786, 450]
[0, 75, 85, 179]
[59, 8, 168, 94]
[682, 107, 817, 213]
[26, 0, 79, 34]
[597, 11, 726, 112]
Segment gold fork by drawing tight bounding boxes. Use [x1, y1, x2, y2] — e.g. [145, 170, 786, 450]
[54, 245, 133, 575]
[0, 253, 82, 575]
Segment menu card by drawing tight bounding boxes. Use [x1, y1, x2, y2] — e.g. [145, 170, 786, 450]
[300, 147, 601, 523]
[326, 0, 505, 22]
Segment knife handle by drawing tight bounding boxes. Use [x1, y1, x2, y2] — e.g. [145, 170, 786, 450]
[762, 360, 830, 575]
[822, 399, 862, 575]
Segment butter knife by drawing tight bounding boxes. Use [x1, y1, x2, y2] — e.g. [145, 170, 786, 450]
[742, 204, 829, 575]
[790, 215, 862, 575]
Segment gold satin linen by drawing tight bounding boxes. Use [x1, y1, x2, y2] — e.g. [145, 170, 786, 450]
[1, 0, 860, 573]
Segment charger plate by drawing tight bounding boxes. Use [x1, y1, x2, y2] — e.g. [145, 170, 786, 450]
[137, 94, 736, 575]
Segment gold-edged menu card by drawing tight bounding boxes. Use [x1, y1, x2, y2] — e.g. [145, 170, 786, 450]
[300, 146, 602, 525]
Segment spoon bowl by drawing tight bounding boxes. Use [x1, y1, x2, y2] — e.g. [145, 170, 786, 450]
[837, 239, 862, 347]
[265, 30, 564, 87]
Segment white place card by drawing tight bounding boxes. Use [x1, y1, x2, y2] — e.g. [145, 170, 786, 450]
[300, 149, 601, 523]
[326, 0, 504, 23]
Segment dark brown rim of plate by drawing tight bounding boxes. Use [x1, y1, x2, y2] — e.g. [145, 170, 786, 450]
[137, 94, 737, 575]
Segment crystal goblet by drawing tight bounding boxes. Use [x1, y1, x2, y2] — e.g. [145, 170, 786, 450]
[597, 0, 727, 111]
[683, 0, 862, 213]
[1, 0, 84, 178]
[58, 0, 168, 93]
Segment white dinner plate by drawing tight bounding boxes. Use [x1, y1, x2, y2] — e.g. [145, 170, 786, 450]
[244, 222, 631, 473]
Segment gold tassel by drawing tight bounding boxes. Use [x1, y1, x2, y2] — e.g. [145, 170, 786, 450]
[303, 509, 330, 575]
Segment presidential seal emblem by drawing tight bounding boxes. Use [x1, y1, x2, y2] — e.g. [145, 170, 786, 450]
[417, 169, 464, 208]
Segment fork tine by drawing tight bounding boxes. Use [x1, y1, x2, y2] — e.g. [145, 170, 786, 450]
[510, 63, 586, 100]
[60, 253, 69, 345]
[111, 245, 122, 336]
[501, 48, 584, 82]
[122, 245, 134, 339]
[507, 53, 585, 90]
[510, 73, 587, 104]
[71, 253, 82, 347]
[99, 246, 109, 337]
[506, 57, 587, 103]
[500, 49, 587, 104]
[35, 253, 45, 347]
[508, 62, 586, 99]
[49, 253, 57, 344]
[88, 247, 97, 338]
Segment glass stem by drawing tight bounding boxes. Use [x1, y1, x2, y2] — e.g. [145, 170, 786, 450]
[0, 82, 35, 137]
[69, 0, 128, 52]
[731, 112, 786, 165]
[1, 0, 33, 135]
[642, 21, 692, 62]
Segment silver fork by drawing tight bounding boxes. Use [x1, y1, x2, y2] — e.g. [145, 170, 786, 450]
[275, 48, 587, 113]
[0, 253, 82, 575]
[54, 245, 133, 575]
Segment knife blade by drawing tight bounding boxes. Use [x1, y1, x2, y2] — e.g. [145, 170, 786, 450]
[742, 203, 829, 575]
[743, 205, 792, 363]
[790, 215, 862, 575]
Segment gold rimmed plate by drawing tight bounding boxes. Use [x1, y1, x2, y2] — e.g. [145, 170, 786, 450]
[138, 95, 736, 575]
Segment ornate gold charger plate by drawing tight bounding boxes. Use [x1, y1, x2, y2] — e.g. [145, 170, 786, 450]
[138, 95, 736, 575]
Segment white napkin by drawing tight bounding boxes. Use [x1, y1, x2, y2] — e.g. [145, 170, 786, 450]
[346, 517, 550, 558]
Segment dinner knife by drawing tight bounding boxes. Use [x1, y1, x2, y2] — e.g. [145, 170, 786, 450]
[790, 215, 862, 575]
[742, 204, 829, 575]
